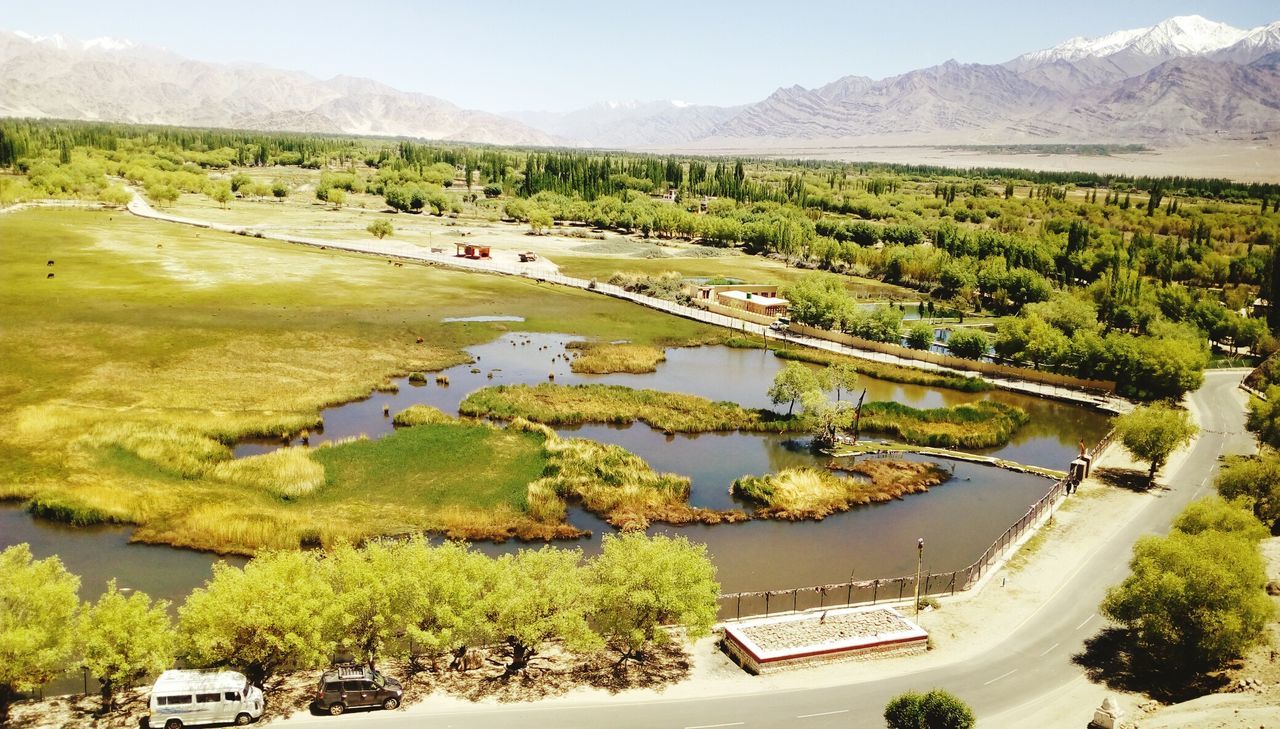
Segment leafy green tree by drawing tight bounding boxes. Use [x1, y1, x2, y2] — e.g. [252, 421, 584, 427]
[800, 388, 853, 450]
[1173, 497, 1269, 541]
[483, 183, 503, 198]
[1215, 453, 1280, 531]
[1114, 403, 1198, 483]
[769, 362, 820, 416]
[827, 361, 860, 401]
[946, 328, 988, 360]
[398, 539, 495, 669]
[323, 542, 404, 669]
[0, 545, 80, 724]
[1024, 295, 1098, 336]
[1102, 529, 1270, 671]
[366, 219, 394, 240]
[590, 533, 719, 664]
[179, 551, 337, 685]
[528, 208, 553, 234]
[484, 547, 601, 673]
[326, 188, 346, 209]
[146, 183, 179, 207]
[1246, 386, 1280, 449]
[848, 305, 905, 343]
[271, 181, 289, 200]
[785, 273, 854, 330]
[884, 689, 976, 729]
[906, 322, 934, 350]
[80, 580, 175, 711]
[207, 181, 233, 209]
[229, 172, 252, 192]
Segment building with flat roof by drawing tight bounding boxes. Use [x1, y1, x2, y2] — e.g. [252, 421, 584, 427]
[715, 289, 789, 317]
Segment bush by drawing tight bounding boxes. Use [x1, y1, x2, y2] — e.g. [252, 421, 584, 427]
[1102, 521, 1271, 672]
[367, 219, 394, 239]
[946, 328, 988, 360]
[884, 689, 975, 729]
[906, 322, 935, 350]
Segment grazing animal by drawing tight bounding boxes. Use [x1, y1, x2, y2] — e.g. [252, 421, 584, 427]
[46, 260, 54, 266]
[46, 273, 54, 279]
[415, 336, 425, 344]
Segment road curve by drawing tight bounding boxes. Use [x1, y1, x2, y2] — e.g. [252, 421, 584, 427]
[278, 370, 1252, 728]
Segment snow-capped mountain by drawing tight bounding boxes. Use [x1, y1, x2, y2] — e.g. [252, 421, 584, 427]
[1010, 16, 1250, 66]
[1211, 21, 1280, 64]
[4, 15, 1279, 150]
[1007, 15, 1252, 74]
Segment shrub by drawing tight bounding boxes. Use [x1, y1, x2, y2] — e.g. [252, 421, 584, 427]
[392, 405, 453, 427]
[884, 689, 975, 729]
[906, 322, 935, 350]
[946, 328, 989, 360]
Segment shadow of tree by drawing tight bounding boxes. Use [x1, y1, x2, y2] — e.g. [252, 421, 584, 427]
[408, 642, 691, 704]
[1094, 467, 1162, 493]
[1073, 627, 1233, 702]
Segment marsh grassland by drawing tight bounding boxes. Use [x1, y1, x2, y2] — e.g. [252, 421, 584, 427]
[0, 208, 727, 553]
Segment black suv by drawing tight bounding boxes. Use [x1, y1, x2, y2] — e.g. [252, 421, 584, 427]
[313, 666, 402, 716]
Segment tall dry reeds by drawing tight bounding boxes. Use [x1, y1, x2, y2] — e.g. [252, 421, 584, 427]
[731, 460, 950, 520]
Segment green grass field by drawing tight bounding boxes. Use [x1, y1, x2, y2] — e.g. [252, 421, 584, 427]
[0, 207, 728, 552]
[459, 382, 1029, 447]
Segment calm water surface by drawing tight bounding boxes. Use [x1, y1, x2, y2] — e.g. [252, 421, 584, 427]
[3, 332, 1109, 614]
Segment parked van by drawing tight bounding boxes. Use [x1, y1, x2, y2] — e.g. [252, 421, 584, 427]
[148, 670, 263, 729]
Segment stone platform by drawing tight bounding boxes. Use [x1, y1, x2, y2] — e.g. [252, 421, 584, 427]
[722, 605, 928, 674]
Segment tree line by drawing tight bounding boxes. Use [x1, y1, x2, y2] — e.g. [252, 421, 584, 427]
[0, 533, 718, 722]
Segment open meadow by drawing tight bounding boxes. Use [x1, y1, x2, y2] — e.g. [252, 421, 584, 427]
[0, 207, 729, 553]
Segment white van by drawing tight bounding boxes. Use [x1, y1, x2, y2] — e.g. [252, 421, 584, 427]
[148, 670, 263, 729]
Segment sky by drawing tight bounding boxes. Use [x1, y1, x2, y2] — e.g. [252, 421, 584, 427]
[6, 0, 1278, 113]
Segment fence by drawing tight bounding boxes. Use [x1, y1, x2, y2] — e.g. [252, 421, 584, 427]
[789, 323, 1117, 394]
[716, 428, 1116, 621]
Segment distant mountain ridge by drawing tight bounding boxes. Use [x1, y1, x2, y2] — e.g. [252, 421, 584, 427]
[2, 15, 1279, 150]
[530, 15, 1280, 148]
[0, 30, 555, 146]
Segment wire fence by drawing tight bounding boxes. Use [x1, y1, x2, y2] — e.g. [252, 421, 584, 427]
[716, 428, 1116, 621]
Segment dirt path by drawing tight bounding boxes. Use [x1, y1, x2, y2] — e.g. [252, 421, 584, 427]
[122, 191, 1126, 413]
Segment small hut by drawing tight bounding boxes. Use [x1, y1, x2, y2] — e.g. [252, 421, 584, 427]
[455, 243, 492, 260]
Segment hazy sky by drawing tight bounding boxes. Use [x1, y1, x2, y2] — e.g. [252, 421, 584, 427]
[8, 1, 1278, 112]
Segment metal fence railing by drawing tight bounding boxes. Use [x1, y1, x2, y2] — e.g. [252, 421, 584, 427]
[717, 428, 1116, 621]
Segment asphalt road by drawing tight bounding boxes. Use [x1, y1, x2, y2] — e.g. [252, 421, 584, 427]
[281, 370, 1253, 728]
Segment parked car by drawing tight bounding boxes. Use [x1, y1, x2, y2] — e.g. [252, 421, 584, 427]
[313, 665, 403, 716]
[770, 316, 791, 331]
[147, 669, 263, 729]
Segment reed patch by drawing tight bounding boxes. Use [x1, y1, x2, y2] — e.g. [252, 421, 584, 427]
[566, 342, 667, 374]
[731, 459, 950, 520]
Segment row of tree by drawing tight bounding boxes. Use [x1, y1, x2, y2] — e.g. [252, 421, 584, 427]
[0, 533, 718, 721]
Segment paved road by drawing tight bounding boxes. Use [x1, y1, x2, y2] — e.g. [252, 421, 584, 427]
[280, 370, 1253, 728]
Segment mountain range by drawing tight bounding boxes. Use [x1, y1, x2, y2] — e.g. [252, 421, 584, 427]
[2, 15, 1278, 150]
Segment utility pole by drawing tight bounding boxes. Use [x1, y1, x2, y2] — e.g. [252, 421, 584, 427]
[914, 538, 925, 619]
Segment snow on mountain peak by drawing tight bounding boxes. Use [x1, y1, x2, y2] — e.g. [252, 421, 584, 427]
[1131, 15, 1248, 55]
[13, 30, 68, 49]
[12, 30, 135, 52]
[82, 36, 135, 52]
[1014, 14, 1251, 66]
